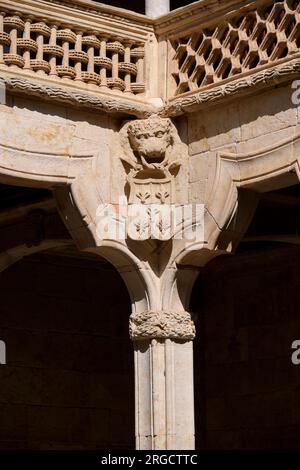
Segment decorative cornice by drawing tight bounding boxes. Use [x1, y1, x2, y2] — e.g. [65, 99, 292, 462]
[3, 57, 300, 118]
[1, 75, 154, 118]
[162, 58, 300, 117]
[129, 310, 195, 341]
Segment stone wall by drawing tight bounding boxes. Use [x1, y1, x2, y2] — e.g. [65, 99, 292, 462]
[193, 244, 300, 449]
[0, 251, 134, 449]
[1, 94, 144, 211]
[186, 83, 298, 205]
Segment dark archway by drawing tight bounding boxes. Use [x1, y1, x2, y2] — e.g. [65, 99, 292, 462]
[0, 246, 134, 450]
[191, 184, 300, 450]
[0, 184, 134, 449]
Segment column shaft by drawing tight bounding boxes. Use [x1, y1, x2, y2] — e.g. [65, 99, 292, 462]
[145, 0, 170, 17]
[134, 338, 195, 450]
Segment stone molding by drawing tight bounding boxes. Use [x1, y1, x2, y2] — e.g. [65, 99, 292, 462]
[0, 75, 153, 118]
[163, 57, 300, 117]
[153, 0, 250, 35]
[2, 57, 300, 118]
[129, 310, 195, 341]
[45, 0, 151, 26]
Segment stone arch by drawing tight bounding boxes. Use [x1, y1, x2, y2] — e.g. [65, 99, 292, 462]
[87, 242, 156, 316]
[162, 130, 300, 318]
[0, 240, 73, 274]
[205, 129, 300, 252]
[161, 247, 227, 316]
[0, 241, 135, 449]
[0, 141, 153, 318]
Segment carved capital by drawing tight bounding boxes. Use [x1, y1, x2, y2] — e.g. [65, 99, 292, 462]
[129, 310, 195, 341]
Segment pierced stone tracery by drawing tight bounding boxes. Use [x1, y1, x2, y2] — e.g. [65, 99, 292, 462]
[170, 0, 300, 96]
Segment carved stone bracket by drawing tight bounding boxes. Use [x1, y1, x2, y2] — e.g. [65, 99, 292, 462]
[129, 310, 195, 341]
[117, 116, 188, 241]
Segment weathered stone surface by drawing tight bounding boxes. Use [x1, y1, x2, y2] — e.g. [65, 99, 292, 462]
[239, 87, 297, 142]
[129, 310, 195, 341]
[1, 0, 300, 455]
[0, 106, 75, 154]
[188, 103, 241, 155]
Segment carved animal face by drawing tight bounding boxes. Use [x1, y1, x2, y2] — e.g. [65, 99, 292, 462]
[128, 118, 172, 165]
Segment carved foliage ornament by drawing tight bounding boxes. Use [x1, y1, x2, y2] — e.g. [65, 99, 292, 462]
[129, 310, 196, 341]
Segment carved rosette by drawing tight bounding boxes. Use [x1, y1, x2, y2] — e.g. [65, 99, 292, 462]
[129, 310, 195, 341]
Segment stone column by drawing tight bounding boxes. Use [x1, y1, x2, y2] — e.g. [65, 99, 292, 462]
[130, 310, 195, 450]
[145, 0, 170, 17]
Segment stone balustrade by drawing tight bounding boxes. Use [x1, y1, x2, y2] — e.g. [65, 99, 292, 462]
[1, 0, 300, 112]
[0, 10, 146, 95]
[168, 0, 300, 97]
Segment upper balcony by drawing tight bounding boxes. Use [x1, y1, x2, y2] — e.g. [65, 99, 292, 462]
[156, 0, 300, 116]
[0, 0, 154, 116]
[0, 0, 300, 117]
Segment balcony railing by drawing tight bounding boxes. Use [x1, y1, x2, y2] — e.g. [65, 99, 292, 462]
[167, 0, 300, 98]
[0, 0, 300, 114]
[0, 0, 149, 97]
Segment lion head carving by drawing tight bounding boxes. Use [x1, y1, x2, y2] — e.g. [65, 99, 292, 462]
[120, 116, 185, 172]
[119, 116, 187, 205]
[127, 118, 172, 168]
